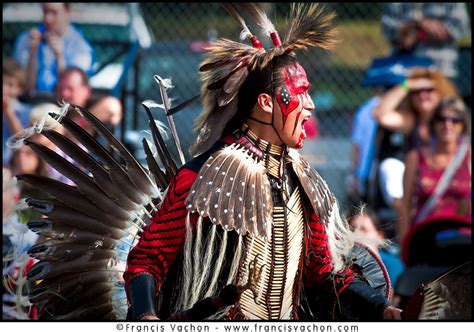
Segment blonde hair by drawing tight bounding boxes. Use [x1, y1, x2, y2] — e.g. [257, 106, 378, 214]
[400, 68, 459, 114]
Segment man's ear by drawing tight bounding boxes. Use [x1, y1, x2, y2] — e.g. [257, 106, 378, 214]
[256, 93, 274, 114]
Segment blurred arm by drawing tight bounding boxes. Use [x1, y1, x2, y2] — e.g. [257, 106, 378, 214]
[372, 85, 411, 132]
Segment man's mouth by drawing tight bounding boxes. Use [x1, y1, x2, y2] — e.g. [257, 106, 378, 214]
[301, 116, 310, 138]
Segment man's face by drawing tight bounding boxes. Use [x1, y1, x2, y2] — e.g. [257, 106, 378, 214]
[56, 71, 90, 107]
[89, 97, 123, 126]
[42, 3, 69, 36]
[272, 62, 315, 149]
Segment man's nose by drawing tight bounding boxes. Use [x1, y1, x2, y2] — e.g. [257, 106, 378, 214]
[303, 92, 315, 111]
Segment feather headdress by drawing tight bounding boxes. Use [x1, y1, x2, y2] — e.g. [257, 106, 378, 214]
[190, 3, 339, 156]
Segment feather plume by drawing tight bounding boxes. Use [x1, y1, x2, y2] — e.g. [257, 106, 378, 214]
[283, 3, 339, 53]
[239, 3, 276, 36]
[27, 219, 118, 250]
[222, 3, 253, 42]
[207, 55, 251, 90]
[9, 93, 178, 320]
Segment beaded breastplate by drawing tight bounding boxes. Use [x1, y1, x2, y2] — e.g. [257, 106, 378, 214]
[185, 124, 351, 318]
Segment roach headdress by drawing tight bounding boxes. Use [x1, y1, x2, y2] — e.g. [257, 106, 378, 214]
[190, 3, 339, 156]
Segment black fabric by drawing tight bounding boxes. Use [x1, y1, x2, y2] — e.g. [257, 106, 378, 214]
[169, 296, 216, 321]
[377, 128, 406, 162]
[336, 279, 389, 321]
[218, 284, 240, 306]
[182, 142, 225, 173]
[296, 284, 317, 321]
[128, 273, 158, 320]
[168, 284, 240, 320]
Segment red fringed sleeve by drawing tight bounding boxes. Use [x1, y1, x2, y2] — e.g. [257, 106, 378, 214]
[124, 168, 198, 298]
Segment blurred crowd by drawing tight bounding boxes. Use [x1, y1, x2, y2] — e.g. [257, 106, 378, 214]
[347, 3, 471, 308]
[3, 3, 123, 319]
[2, 2, 472, 319]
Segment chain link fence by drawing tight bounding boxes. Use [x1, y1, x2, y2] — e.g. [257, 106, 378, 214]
[3, 3, 471, 211]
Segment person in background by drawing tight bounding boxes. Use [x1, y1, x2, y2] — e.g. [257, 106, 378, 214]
[9, 134, 49, 198]
[13, 3, 94, 94]
[55, 66, 92, 108]
[400, 96, 471, 245]
[84, 93, 123, 136]
[348, 206, 405, 305]
[372, 68, 458, 220]
[6, 133, 50, 246]
[55, 66, 92, 122]
[3, 58, 33, 165]
[349, 91, 382, 204]
[381, 3, 470, 80]
[349, 54, 432, 209]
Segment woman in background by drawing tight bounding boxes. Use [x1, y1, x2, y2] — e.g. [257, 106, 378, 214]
[400, 96, 471, 246]
[372, 68, 458, 217]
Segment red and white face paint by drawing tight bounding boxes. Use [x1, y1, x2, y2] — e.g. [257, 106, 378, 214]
[273, 63, 315, 149]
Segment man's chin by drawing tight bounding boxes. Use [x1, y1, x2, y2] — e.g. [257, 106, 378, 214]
[286, 139, 304, 149]
[295, 141, 304, 149]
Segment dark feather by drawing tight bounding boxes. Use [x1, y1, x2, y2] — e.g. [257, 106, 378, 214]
[24, 140, 133, 221]
[142, 103, 177, 178]
[26, 271, 118, 301]
[26, 199, 128, 240]
[17, 174, 128, 229]
[28, 240, 116, 261]
[50, 113, 147, 205]
[166, 94, 200, 116]
[207, 55, 250, 90]
[73, 105, 158, 199]
[142, 138, 168, 188]
[41, 130, 140, 211]
[223, 66, 249, 94]
[27, 219, 117, 249]
[27, 251, 117, 282]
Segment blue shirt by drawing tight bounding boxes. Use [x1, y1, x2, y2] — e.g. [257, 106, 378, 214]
[379, 246, 405, 288]
[13, 23, 94, 92]
[351, 96, 380, 193]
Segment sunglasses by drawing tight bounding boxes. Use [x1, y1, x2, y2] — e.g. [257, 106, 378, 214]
[434, 114, 463, 124]
[412, 88, 435, 94]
